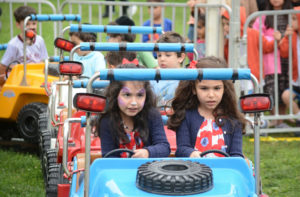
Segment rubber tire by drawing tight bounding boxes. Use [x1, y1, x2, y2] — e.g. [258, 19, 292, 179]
[39, 129, 51, 186]
[46, 163, 69, 197]
[17, 102, 47, 143]
[136, 160, 213, 195]
[44, 149, 58, 187]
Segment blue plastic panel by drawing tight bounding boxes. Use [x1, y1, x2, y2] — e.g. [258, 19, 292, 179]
[80, 43, 194, 52]
[49, 56, 69, 62]
[70, 157, 256, 197]
[98, 68, 251, 81]
[30, 14, 81, 21]
[70, 24, 162, 34]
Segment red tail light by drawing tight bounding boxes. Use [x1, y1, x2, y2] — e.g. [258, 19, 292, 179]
[26, 30, 36, 39]
[59, 61, 83, 75]
[54, 37, 75, 52]
[73, 93, 106, 112]
[239, 94, 273, 113]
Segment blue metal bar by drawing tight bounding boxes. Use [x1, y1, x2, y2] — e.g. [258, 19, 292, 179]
[73, 80, 110, 88]
[80, 43, 194, 52]
[70, 24, 162, 34]
[0, 44, 7, 50]
[49, 56, 69, 62]
[30, 14, 81, 21]
[99, 68, 251, 81]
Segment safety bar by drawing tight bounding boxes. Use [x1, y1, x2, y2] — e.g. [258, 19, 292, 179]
[69, 24, 162, 34]
[98, 68, 251, 81]
[0, 44, 7, 50]
[49, 56, 70, 62]
[73, 80, 109, 88]
[70, 43, 196, 61]
[63, 118, 81, 177]
[30, 14, 81, 21]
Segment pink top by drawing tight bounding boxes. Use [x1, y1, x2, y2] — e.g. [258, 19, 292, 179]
[252, 15, 281, 75]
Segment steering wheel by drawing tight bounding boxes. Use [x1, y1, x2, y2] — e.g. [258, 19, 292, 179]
[200, 149, 230, 157]
[103, 148, 135, 158]
[79, 76, 90, 80]
[5, 61, 20, 79]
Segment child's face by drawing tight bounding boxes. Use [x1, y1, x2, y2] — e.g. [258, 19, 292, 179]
[70, 35, 89, 56]
[157, 52, 185, 68]
[197, 20, 205, 40]
[16, 20, 38, 34]
[222, 18, 230, 38]
[118, 81, 146, 118]
[148, 6, 162, 20]
[270, 0, 284, 10]
[194, 80, 224, 112]
[292, 14, 299, 31]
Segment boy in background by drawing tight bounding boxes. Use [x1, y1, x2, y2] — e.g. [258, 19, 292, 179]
[142, 0, 172, 45]
[151, 32, 186, 109]
[69, 30, 106, 78]
[0, 6, 48, 85]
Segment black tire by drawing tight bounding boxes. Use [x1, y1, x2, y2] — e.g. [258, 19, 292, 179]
[46, 163, 69, 197]
[44, 149, 58, 187]
[17, 102, 47, 142]
[136, 160, 213, 195]
[39, 129, 51, 186]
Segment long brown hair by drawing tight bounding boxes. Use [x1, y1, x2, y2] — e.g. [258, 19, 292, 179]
[98, 63, 156, 144]
[167, 56, 247, 132]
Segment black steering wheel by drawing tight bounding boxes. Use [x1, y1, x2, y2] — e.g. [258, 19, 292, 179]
[79, 76, 90, 79]
[103, 148, 135, 158]
[200, 149, 230, 157]
[5, 61, 20, 79]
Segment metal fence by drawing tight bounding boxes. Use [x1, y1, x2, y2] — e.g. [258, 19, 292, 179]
[242, 9, 300, 134]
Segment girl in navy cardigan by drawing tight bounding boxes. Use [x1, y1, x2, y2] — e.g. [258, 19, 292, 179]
[168, 56, 247, 158]
[98, 63, 170, 158]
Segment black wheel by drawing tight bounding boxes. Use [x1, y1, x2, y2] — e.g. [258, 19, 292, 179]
[46, 163, 69, 197]
[103, 148, 135, 158]
[200, 149, 230, 157]
[136, 160, 213, 195]
[17, 102, 47, 142]
[39, 129, 51, 185]
[44, 149, 58, 187]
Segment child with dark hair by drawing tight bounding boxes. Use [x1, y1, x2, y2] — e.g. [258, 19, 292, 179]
[187, 13, 206, 61]
[107, 16, 158, 68]
[106, 51, 137, 68]
[151, 32, 186, 109]
[168, 56, 247, 158]
[142, 0, 172, 46]
[98, 63, 170, 158]
[0, 5, 48, 85]
[69, 29, 105, 78]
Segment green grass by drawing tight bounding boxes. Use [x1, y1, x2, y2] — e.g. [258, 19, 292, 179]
[0, 137, 299, 196]
[0, 148, 45, 197]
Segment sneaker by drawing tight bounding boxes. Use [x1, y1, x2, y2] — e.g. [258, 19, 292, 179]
[275, 122, 290, 129]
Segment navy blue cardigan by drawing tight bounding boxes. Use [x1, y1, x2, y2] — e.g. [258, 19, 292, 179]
[99, 108, 170, 158]
[175, 109, 244, 158]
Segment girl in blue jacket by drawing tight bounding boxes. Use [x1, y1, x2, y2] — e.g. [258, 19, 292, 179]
[168, 56, 247, 158]
[98, 63, 170, 158]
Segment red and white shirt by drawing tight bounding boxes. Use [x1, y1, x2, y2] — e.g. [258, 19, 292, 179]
[119, 131, 144, 158]
[194, 119, 226, 157]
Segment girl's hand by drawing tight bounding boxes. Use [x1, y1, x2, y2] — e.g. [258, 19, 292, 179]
[273, 31, 282, 41]
[132, 149, 149, 158]
[284, 26, 294, 37]
[189, 151, 201, 158]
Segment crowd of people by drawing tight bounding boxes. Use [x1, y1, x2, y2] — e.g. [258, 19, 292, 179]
[1, 0, 300, 159]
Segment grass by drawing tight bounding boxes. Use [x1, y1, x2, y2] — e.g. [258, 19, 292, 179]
[0, 136, 299, 196]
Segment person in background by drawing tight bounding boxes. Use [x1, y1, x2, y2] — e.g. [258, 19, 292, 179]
[98, 63, 170, 158]
[69, 29, 106, 78]
[0, 6, 48, 86]
[142, 0, 172, 46]
[252, 0, 293, 128]
[107, 16, 158, 68]
[151, 32, 186, 109]
[102, 0, 128, 18]
[106, 51, 137, 68]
